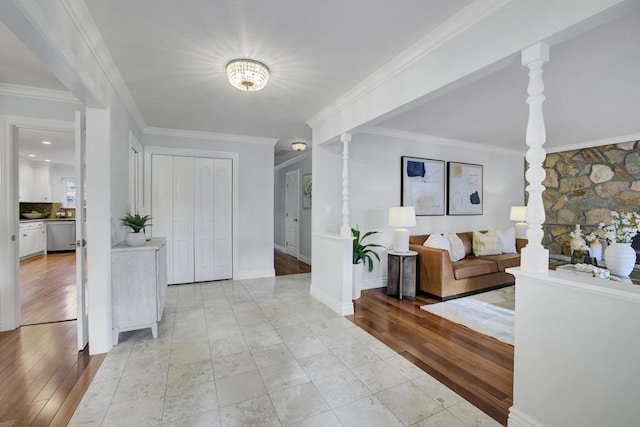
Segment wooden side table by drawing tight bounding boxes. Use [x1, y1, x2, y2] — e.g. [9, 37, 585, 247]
[387, 250, 418, 299]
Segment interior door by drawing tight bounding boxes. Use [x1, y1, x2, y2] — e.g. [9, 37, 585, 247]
[172, 156, 195, 284]
[75, 110, 88, 351]
[213, 159, 232, 280]
[194, 158, 215, 282]
[285, 170, 300, 258]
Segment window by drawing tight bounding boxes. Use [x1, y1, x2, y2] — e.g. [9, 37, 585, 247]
[62, 178, 76, 208]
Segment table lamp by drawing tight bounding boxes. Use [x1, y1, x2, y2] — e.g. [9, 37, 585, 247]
[510, 206, 527, 238]
[388, 206, 416, 252]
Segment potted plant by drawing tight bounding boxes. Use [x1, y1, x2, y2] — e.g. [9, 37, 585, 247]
[351, 226, 384, 300]
[121, 213, 151, 246]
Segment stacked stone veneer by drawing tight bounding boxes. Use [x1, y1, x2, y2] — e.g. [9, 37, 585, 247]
[541, 140, 640, 256]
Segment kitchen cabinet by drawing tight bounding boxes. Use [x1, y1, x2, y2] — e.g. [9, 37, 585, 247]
[111, 238, 167, 344]
[151, 155, 232, 284]
[33, 164, 52, 202]
[19, 221, 45, 258]
[19, 160, 52, 202]
[19, 159, 34, 202]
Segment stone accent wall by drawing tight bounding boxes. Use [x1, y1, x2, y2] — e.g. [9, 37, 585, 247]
[542, 140, 640, 255]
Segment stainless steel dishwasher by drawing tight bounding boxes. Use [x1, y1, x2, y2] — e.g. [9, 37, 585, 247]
[46, 220, 76, 252]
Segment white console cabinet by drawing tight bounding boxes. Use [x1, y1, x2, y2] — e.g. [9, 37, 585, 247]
[111, 237, 167, 344]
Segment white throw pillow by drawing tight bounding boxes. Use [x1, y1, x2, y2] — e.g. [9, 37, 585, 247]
[444, 232, 466, 262]
[496, 227, 517, 254]
[423, 233, 450, 253]
[472, 230, 501, 256]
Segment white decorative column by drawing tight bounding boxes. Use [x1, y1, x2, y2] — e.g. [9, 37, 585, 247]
[520, 43, 549, 272]
[340, 133, 351, 238]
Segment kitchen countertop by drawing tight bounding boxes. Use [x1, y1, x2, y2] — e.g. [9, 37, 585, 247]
[20, 218, 76, 223]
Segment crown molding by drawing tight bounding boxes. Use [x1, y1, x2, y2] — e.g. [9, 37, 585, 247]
[275, 150, 312, 171]
[0, 83, 80, 104]
[59, 0, 146, 131]
[145, 126, 278, 146]
[361, 126, 524, 156]
[307, 0, 511, 129]
[546, 132, 640, 153]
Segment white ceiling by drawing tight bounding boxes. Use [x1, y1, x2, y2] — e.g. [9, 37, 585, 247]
[0, 1, 638, 159]
[379, 9, 640, 150]
[18, 128, 74, 166]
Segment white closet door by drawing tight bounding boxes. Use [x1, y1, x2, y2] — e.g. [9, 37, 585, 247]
[214, 159, 232, 280]
[151, 155, 175, 284]
[172, 156, 195, 284]
[194, 158, 215, 282]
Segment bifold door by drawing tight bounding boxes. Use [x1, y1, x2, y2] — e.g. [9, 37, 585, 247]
[152, 155, 232, 284]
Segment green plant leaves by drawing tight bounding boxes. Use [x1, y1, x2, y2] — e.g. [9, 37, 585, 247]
[120, 213, 152, 233]
[352, 226, 384, 272]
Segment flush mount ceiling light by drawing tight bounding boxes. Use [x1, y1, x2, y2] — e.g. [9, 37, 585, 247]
[42, 140, 52, 145]
[226, 59, 270, 92]
[291, 141, 307, 152]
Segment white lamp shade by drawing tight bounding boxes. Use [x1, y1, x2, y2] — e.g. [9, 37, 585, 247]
[388, 206, 416, 227]
[509, 206, 527, 222]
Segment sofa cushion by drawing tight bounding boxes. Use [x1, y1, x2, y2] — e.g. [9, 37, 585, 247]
[424, 233, 450, 251]
[496, 227, 517, 254]
[457, 232, 474, 256]
[444, 232, 465, 262]
[480, 254, 521, 272]
[452, 258, 499, 279]
[473, 231, 501, 256]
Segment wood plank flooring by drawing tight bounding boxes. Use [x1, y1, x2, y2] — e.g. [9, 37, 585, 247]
[274, 249, 311, 275]
[0, 321, 105, 426]
[348, 288, 514, 426]
[20, 252, 76, 325]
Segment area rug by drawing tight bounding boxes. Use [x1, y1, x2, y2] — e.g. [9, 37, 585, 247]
[421, 286, 515, 345]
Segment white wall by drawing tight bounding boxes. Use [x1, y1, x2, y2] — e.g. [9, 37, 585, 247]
[274, 154, 312, 263]
[0, 94, 79, 121]
[509, 268, 640, 427]
[143, 133, 275, 279]
[314, 131, 525, 289]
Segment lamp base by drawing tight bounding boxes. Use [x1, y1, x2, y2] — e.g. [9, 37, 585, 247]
[393, 228, 410, 253]
[515, 222, 527, 239]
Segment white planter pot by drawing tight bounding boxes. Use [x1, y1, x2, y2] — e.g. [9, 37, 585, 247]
[352, 264, 364, 300]
[589, 241, 602, 261]
[125, 232, 147, 247]
[604, 242, 635, 277]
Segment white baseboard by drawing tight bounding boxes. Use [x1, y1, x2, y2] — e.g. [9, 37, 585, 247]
[508, 407, 545, 427]
[298, 254, 311, 265]
[235, 269, 276, 280]
[363, 276, 387, 290]
[310, 285, 354, 316]
[274, 244, 286, 253]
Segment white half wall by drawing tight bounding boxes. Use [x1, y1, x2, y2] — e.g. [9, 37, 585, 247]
[314, 131, 525, 289]
[508, 268, 640, 427]
[143, 132, 276, 280]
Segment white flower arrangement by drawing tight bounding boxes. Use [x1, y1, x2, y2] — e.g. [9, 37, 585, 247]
[584, 232, 598, 244]
[598, 211, 640, 244]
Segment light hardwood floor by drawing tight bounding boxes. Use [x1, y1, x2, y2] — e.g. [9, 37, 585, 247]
[20, 252, 76, 325]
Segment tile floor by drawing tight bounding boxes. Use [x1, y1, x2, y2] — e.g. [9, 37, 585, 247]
[70, 273, 501, 427]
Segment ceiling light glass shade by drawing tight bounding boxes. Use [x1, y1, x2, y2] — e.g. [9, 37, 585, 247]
[291, 141, 307, 151]
[226, 59, 270, 91]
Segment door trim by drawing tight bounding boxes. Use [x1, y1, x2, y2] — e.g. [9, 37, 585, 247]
[144, 145, 239, 280]
[0, 115, 74, 331]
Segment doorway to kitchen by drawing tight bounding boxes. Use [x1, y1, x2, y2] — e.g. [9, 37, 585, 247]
[17, 126, 78, 326]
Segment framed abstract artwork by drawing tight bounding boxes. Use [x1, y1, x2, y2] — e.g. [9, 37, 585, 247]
[447, 162, 483, 215]
[302, 173, 312, 209]
[401, 156, 445, 216]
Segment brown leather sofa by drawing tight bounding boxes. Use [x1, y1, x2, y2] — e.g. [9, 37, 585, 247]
[409, 232, 527, 300]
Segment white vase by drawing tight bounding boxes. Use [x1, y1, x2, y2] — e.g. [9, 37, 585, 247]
[125, 232, 147, 247]
[604, 242, 635, 277]
[589, 241, 602, 261]
[352, 264, 364, 300]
